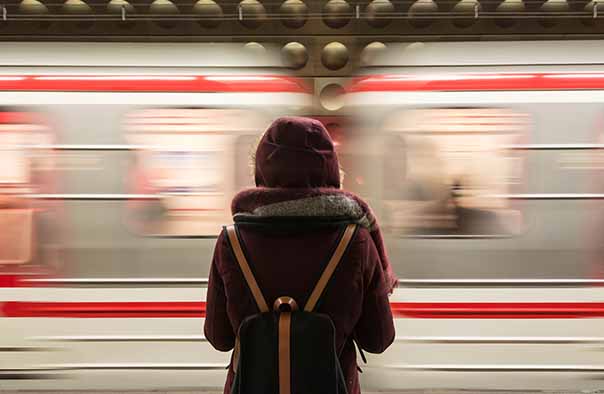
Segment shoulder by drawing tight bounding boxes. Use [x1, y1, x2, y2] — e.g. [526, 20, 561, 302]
[344, 225, 372, 262]
[352, 225, 371, 243]
[215, 228, 229, 250]
[348, 225, 382, 270]
[211, 228, 234, 274]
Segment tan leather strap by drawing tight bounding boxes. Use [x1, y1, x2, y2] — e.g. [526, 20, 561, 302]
[226, 225, 269, 313]
[274, 296, 298, 312]
[231, 337, 240, 373]
[304, 223, 357, 312]
[278, 312, 292, 394]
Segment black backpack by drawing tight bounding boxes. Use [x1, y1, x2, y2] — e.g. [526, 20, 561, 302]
[225, 223, 358, 394]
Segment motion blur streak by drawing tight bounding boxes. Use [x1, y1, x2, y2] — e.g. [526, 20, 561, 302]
[349, 72, 604, 92]
[1, 301, 205, 318]
[5, 41, 604, 392]
[0, 75, 308, 92]
[5, 301, 604, 319]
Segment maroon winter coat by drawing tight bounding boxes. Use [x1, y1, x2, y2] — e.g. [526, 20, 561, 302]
[204, 117, 396, 394]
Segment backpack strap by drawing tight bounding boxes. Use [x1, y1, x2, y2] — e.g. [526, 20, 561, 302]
[304, 223, 357, 312]
[278, 312, 292, 394]
[226, 225, 269, 313]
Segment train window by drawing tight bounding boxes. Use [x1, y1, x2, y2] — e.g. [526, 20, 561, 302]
[124, 108, 266, 236]
[0, 141, 29, 184]
[144, 150, 222, 192]
[0, 133, 32, 265]
[380, 107, 528, 236]
[0, 110, 57, 267]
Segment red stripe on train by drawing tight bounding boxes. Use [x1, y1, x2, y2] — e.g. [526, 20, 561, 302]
[392, 302, 604, 319]
[4, 301, 604, 318]
[0, 111, 47, 124]
[1, 301, 205, 318]
[0, 273, 51, 287]
[348, 73, 604, 93]
[0, 75, 309, 93]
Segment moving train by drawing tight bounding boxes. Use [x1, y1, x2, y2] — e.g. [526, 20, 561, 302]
[3, 40, 604, 391]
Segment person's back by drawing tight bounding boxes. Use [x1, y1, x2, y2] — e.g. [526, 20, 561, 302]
[204, 117, 396, 394]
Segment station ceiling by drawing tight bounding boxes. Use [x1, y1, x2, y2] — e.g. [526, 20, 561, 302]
[0, 0, 602, 79]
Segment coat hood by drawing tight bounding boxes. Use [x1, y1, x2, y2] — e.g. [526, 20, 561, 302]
[254, 116, 341, 189]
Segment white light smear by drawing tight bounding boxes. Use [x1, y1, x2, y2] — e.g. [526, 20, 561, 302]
[0, 287, 206, 302]
[125, 117, 219, 125]
[127, 125, 228, 133]
[543, 73, 604, 79]
[0, 124, 48, 132]
[0, 76, 26, 81]
[0, 92, 311, 106]
[33, 76, 197, 81]
[373, 74, 536, 82]
[204, 76, 278, 81]
[346, 90, 604, 106]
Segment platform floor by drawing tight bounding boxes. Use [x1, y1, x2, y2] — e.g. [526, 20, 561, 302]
[1, 391, 603, 394]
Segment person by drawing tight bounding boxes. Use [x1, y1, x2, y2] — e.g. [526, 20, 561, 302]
[449, 178, 512, 235]
[204, 116, 396, 394]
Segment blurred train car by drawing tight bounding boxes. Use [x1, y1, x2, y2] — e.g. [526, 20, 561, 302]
[347, 40, 604, 279]
[5, 40, 604, 392]
[345, 40, 604, 391]
[0, 42, 311, 389]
